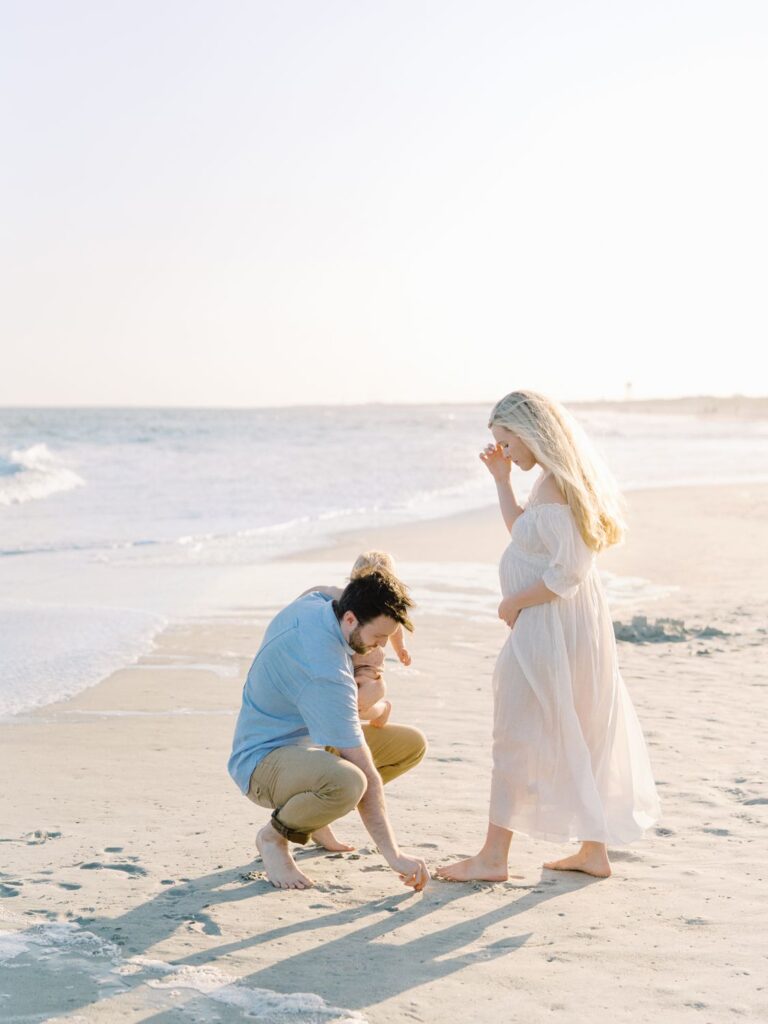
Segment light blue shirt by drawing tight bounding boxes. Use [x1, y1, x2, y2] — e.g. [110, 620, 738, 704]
[228, 592, 364, 794]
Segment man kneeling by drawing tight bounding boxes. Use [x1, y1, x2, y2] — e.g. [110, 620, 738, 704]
[228, 570, 429, 891]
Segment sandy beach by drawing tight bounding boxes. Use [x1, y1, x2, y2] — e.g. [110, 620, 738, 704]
[2, 483, 767, 1023]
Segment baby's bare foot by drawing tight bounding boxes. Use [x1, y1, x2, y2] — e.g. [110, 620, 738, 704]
[311, 825, 356, 852]
[543, 845, 611, 878]
[435, 854, 509, 882]
[371, 699, 392, 728]
[256, 824, 315, 889]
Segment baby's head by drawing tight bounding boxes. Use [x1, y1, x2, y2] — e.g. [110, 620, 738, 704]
[350, 550, 396, 580]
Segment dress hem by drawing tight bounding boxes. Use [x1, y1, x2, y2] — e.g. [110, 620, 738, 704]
[488, 815, 655, 847]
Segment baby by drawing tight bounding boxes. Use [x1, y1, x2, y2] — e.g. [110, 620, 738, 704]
[301, 551, 412, 728]
[348, 552, 412, 728]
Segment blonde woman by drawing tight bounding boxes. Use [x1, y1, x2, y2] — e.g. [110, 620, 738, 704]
[437, 390, 660, 881]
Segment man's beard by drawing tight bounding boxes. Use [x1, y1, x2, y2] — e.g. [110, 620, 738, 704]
[348, 627, 370, 655]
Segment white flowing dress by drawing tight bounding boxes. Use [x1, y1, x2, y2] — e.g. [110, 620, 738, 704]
[489, 486, 660, 845]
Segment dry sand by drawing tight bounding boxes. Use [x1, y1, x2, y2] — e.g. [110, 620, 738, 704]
[1, 485, 767, 1023]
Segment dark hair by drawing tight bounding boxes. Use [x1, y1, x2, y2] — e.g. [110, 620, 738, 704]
[334, 569, 415, 632]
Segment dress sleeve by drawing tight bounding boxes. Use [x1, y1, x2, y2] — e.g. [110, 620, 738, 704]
[535, 506, 595, 599]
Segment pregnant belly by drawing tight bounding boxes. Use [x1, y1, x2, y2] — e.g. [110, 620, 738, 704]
[500, 547, 547, 595]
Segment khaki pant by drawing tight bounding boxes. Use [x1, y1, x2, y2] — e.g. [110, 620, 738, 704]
[247, 723, 427, 844]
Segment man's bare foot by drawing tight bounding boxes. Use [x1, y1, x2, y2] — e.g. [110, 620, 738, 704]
[311, 825, 356, 852]
[256, 823, 315, 889]
[543, 842, 612, 878]
[435, 854, 509, 882]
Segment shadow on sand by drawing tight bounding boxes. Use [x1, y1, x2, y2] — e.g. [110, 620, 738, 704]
[4, 853, 602, 1022]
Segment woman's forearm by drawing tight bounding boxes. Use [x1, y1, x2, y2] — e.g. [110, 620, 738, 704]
[495, 478, 525, 532]
[511, 578, 559, 609]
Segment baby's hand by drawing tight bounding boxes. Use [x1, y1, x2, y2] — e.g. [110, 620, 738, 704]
[389, 624, 411, 666]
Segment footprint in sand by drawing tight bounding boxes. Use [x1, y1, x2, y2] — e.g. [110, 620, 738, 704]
[79, 862, 148, 876]
[185, 914, 221, 936]
[743, 797, 768, 806]
[241, 870, 267, 882]
[25, 830, 62, 845]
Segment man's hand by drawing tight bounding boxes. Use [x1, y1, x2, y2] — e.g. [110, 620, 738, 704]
[338, 743, 430, 891]
[480, 442, 511, 481]
[498, 597, 520, 628]
[390, 853, 430, 891]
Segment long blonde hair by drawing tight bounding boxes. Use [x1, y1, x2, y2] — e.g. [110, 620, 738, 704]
[488, 390, 626, 551]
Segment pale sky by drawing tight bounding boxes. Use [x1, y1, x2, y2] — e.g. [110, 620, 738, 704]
[2, 1, 767, 406]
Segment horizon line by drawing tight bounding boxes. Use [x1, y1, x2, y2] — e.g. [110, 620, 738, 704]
[0, 393, 766, 413]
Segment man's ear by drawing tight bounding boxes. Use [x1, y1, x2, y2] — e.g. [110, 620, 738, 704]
[342, 610, 358, 629]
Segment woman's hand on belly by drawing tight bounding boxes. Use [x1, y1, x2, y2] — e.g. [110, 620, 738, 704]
[498, 597, 521, 629]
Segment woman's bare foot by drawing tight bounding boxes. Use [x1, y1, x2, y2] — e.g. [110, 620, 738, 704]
[435, 854, 509, 882]
[311, 825, 356, 852]
[256, 823, 315, 889]
[543, 841, 612, 878]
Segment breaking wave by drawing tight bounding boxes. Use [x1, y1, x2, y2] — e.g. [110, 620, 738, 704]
[0, 444, 84, 507]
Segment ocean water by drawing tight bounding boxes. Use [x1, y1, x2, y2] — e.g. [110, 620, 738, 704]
[2, 404, 767, 717]
[0, 914, 367, 1022]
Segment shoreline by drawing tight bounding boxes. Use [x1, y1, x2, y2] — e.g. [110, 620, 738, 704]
[5, 479, 768, 725]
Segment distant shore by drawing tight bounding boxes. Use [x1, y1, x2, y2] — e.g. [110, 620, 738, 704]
[1, 395, 766, 418]
[569, 394, 768, 418]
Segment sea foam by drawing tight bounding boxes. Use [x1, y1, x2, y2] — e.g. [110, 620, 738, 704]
[0, 918, 367, 1023]
[0, 603, 164, 718]
[0, 444, 84, 507]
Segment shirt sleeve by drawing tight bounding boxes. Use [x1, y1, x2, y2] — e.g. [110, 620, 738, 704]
[535, 506, 595, 599]
[295, 666, 365, 749]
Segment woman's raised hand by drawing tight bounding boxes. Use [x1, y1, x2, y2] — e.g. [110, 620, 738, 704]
[479, 442, 510, 481]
